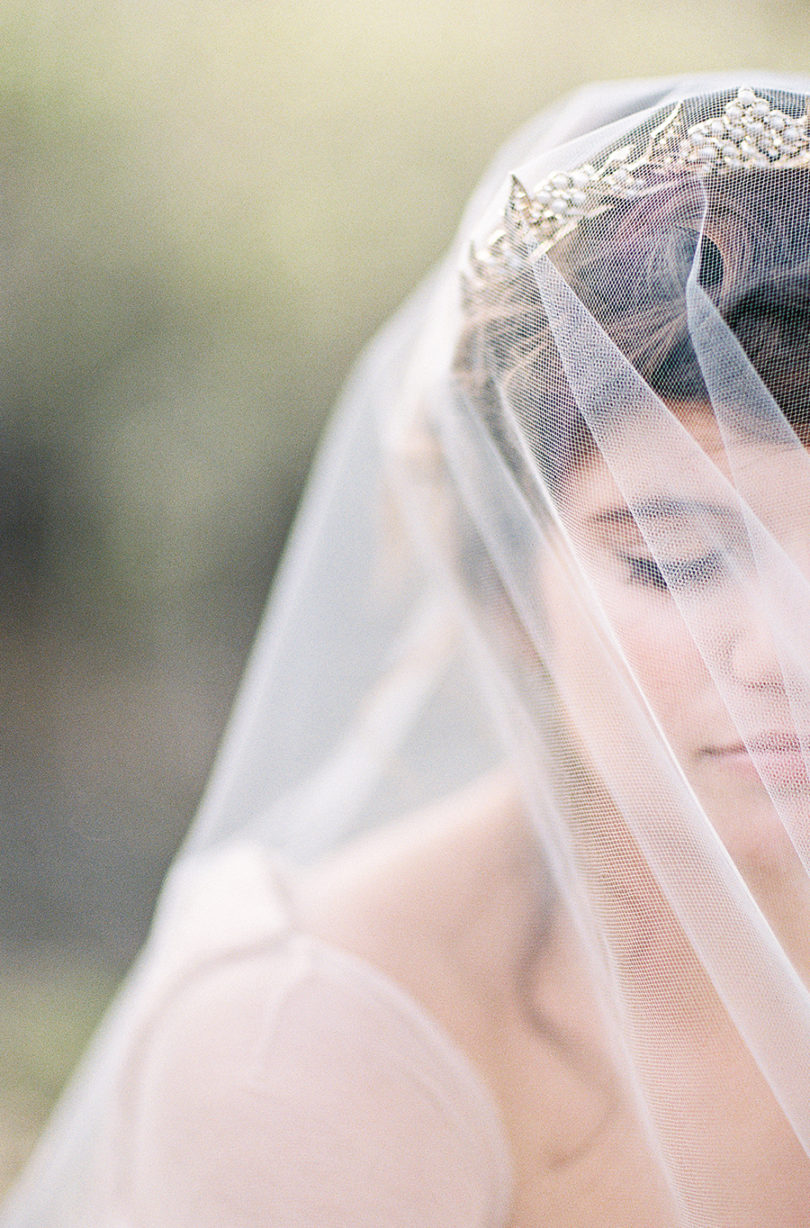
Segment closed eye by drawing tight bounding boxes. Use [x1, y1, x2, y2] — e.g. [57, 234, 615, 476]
[623, 552, 728, 592]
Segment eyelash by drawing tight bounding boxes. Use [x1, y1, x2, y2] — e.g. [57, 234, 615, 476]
[623, 552, 727, 592]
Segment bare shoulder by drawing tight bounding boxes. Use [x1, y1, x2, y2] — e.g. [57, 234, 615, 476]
[296, 768, 544, 1052]
[295, 771, 632, 1227]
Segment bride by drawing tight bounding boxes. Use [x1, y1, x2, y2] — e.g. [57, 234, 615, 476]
[6, 73, 810, 1226]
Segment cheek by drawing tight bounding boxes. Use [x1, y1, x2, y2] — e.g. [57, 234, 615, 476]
[607, 598, 718, 745]
[541, 571, 636, 762]
[543, 561, 716, 767]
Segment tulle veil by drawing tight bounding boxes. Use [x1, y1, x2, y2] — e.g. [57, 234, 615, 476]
[6, 70, 810, 1225]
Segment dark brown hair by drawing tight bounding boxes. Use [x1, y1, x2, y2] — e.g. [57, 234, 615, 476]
[454, 167, 810, 491]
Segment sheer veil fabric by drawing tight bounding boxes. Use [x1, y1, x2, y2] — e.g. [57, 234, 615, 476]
[7, 72, 810, 1225]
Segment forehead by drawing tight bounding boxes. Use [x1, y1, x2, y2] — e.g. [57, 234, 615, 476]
[560, 400, 810, 528]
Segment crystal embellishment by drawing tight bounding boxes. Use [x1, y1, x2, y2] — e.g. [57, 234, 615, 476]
[474, 88, 810, 274]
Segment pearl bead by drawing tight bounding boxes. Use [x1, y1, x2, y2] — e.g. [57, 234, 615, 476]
[737, 87, 756, 106]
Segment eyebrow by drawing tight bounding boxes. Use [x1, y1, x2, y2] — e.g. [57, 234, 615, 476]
[590, 496, 736, 527]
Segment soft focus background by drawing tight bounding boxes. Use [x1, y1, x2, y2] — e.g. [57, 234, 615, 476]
[1, 0, 808, 1193]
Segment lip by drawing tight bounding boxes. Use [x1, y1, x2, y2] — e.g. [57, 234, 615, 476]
[703, 733, 810, 788]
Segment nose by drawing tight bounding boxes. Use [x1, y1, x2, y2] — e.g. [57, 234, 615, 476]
[724, 610, 784, 690]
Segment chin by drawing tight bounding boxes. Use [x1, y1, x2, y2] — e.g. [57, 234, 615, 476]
[699, 772, 807, 887]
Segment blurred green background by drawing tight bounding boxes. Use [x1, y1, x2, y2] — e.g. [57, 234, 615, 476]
[1, 0, 808, 1195]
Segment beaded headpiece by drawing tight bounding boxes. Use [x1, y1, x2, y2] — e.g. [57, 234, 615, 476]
[471, 87, 810, 278]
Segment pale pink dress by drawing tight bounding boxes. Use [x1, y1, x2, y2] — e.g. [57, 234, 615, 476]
[99, 844, 514, 1226]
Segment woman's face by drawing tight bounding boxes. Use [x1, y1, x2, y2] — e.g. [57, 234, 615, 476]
[541, 401, 810, 887]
